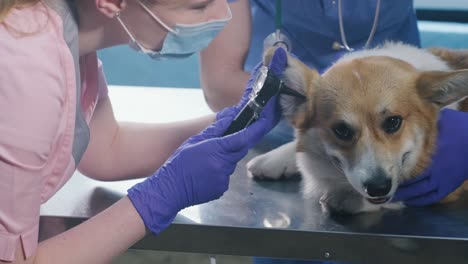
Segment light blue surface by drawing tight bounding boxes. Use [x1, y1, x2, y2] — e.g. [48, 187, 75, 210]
[97, 21, 468, 88]
[419, 21, 468, 49]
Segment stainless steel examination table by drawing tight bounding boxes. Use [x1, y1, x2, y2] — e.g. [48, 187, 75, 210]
[39, 86, 468, 264]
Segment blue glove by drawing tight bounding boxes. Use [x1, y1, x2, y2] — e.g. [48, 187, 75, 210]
[127, 48, 287, 235]
[222, 47, 289, 116]
[393, 108, 468, 206]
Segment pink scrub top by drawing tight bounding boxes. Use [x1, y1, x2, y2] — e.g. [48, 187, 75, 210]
[0, 0, 108, 261]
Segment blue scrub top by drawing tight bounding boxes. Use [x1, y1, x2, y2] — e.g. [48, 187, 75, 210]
[228, 0, 420, 73]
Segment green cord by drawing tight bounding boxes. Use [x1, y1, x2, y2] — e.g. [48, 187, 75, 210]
[275, 0, 282, 30]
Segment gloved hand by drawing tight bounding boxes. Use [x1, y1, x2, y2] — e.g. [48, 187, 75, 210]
[127, 48, 288, 235]
[393, 108, 468, 206]
[218, 47, 289, 119]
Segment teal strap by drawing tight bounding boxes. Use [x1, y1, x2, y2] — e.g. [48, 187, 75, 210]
[275, 0, 282, 30]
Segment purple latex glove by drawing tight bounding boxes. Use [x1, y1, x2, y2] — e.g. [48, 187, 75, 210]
[393, 108, 468, 206]
[127, 48, 287, 235]
[218, 47, 289, 119]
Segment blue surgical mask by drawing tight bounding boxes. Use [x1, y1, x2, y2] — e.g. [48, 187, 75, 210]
[115, 1, 232, 60]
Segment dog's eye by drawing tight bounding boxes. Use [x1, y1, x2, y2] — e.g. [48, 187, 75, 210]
[332, 122, 354, 141]
[382, 115, 402, 134]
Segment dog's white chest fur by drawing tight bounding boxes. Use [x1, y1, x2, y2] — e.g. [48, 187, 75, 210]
[340, 42, 450, 72]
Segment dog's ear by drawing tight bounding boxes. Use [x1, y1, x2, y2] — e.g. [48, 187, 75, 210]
[263, 47, 320, 129]
[417, 69, 468, 107]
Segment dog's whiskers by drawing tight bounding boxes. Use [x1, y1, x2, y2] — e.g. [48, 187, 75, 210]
[329, 156, 344, 173]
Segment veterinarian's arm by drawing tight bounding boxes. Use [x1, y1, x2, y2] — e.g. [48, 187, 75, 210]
[200, 0, 251, 112]
[78, 96, 216, 181]
[20, 197, 144, 264]
[12, 114, 255, 263]
[394, 109, 468, 206]
[3, 198, 146, 264]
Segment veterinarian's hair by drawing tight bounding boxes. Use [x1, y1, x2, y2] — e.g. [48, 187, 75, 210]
[0, 0, 41, 23]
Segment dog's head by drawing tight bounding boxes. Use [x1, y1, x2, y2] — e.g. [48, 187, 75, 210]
[264, 47, 468, 204]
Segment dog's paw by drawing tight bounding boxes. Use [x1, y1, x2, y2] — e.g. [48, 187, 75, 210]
[319, 191, 368, 215]
[247, 152, 297, 180]
[381, 201, 405, 210]
[319, 191, 405, 215]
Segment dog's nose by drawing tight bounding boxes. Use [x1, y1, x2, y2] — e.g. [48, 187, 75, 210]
[364, 168, 392, 197]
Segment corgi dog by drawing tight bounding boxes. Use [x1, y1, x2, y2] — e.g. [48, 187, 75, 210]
[247, 42, 468, 214]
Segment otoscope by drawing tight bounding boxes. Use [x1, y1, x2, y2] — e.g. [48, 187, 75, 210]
[222, 61, 305, 136]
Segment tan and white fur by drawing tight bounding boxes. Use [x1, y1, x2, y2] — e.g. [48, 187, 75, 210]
[247, 42, 468, 214]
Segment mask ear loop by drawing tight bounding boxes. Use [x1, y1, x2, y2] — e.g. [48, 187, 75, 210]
[114, 12, 140, 47]
[137, 0, 178, 34]
[114, 12, 160, 56]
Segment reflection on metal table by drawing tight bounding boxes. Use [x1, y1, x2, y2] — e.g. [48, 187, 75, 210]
[39, 86, 468, 264]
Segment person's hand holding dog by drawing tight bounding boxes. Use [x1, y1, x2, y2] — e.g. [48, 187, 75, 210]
[393, 109, 468, 206]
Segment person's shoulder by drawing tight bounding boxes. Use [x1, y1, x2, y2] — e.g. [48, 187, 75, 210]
[0, 3, 71, 86]
[0, 4, 74, 171]
[0, 3, 69, 64]
[1, 2, 66, 38]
